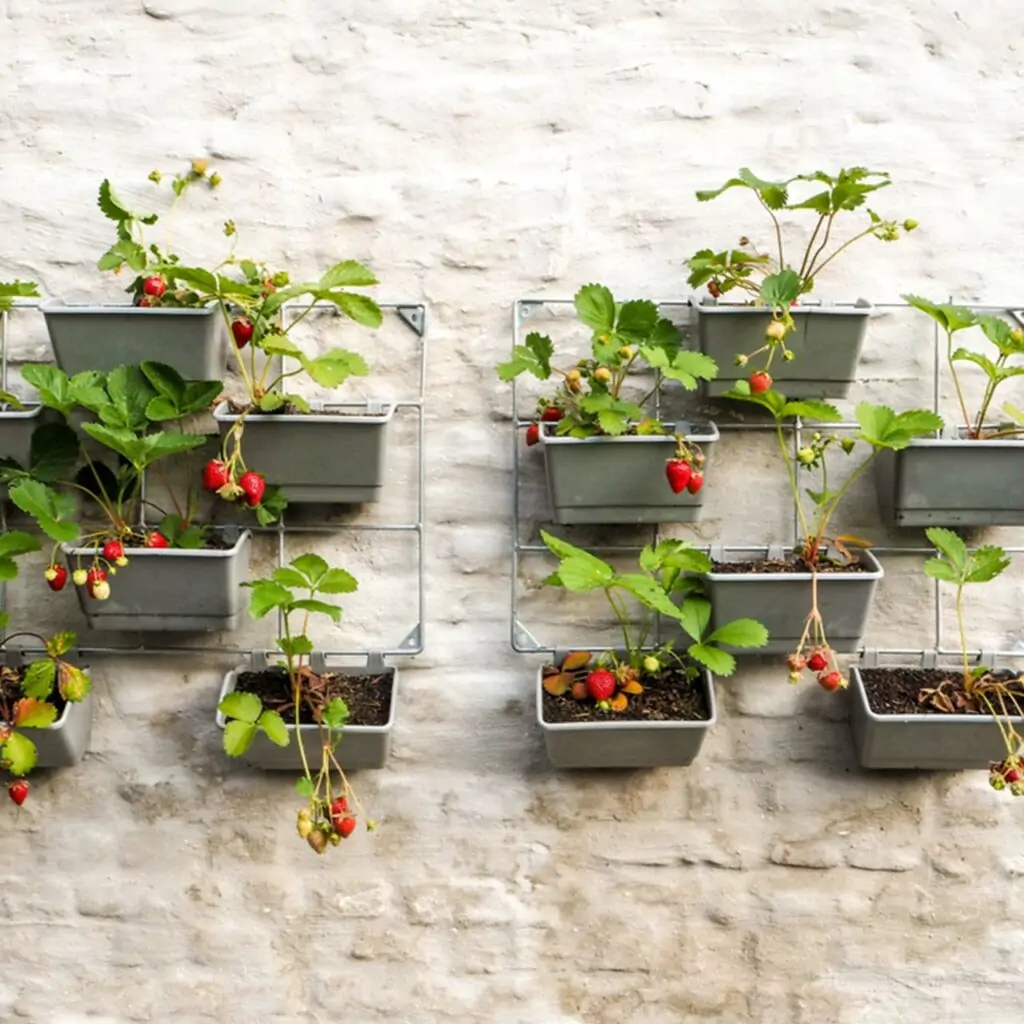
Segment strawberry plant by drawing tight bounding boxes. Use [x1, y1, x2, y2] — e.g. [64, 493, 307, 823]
[0, 531, 91, 806]
[96, 159, 221, 307]
[686, 167, 916, 374]
[539, 531, 767, 710]
[0, 361, 257, 596]
[917, 530, 1024, 794]
[902, 296, 1024, 440]
[0, 280, 40, 408]
[498, 283, 719, 489]
[725, 382, 942, 686]
[217, 554, 376, 855]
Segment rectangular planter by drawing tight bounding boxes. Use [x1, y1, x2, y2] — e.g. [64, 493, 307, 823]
[215, 661, 397, 770]
[694, 300, 872, 398]
[850, 663, 1024, 770]
[0, 403, 44, 466]
[875, 431, 1024, 527]
[539, 421, 719, 525]
[703, 546, 883, 654]
[40, 301, 228, 379]
[61, 529, 251, 631]
[537, 661, 716, 769]
[1, 649, 94, 767]
[213, 401, 394, 504]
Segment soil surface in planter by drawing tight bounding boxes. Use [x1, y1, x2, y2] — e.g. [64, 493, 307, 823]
[710, 556, 874, 575]
[0, 665, 67, 718]
[235, 667, 393, 726]
[221, 399, 386, 418]
[861, 667, 1024, 716]
[542, 665, 710, 724]
[120, 529, 235, 552]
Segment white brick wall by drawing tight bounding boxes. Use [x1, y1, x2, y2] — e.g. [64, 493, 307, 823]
[2, 3, 1024, 1021]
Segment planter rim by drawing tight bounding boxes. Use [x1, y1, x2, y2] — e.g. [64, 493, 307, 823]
[41, 299, 218, 317]
[214, 663, 398, 734]
[212, 399, 396, 425]
[535, 663, 717, 732]
[62, 528, 250, 560]
[850, 664, 1024, 726]
[704, 545, 883, 581]
[540, 420, 719, 445]
[0, 652, 89, 731]
[0, 403, 43, 419]
[902, 428, 1024, 447]
[693, 298, 873, 314]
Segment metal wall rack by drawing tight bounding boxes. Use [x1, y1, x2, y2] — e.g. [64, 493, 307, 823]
[510, 296, 1024, 665]
[0, 299, 427, 662]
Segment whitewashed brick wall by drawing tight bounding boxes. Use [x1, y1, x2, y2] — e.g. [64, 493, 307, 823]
[2, 3, 1024, 1021]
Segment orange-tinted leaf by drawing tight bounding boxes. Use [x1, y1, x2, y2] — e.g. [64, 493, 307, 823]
[570, 682, 589, 701]
[621, 680, 644, 695]
[835, 534, 873, 550]
[14, 698, 58, 729]
[609, 693, 629, 713]
[561, 650, 591, 672]
[543, 673, 572, 696]
[57, 662, 91, 702]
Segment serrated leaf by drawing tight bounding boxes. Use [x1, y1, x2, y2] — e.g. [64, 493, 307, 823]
[45, 631, 76, 658]
[29, 422, 80, 482]
[925, 527, 967, 571]
[855, 403, 943, 450]
[260, 337, 304, 359]
[782, 400, 841, 422]
[561, 651, 591, 671]
[2, 732, 37, 775]
[277, 635, 315, 658]
[760, 270, 802, 307]
[258, 709, 290, 747]
[951, 348, 999, 380]
[321, 698, 349, 729]
[574, 284, 616, 334]
[272, 567, 306, 590]
[318, 260, 378, 289]
[318, 568, 358, 594]
[677, 595, 712, 644]
[295, 776, 315, 797]
[245, 579, 293, 619]
[304, 349, 369, 388]
[22, 364, 75, 414]
[289, 598, 341, 622]
[923, 557, 959, 582]
[9, 479, 79, 543]
[223, 720, 257, 757]
[688, 643, 737, 676]
[615, 573, 683, 620]
[543, 673, 571, 696]
[327, 292, 383, 328]
[614, 299, 659, 342]
[723, 385, 787, 419]
[706, 618, 769, 649]
[965, 546, 1012, 584]
[14, 698, 57, 729]
[219, 690, 262, 724]
[901, 294, 977, 333]
[97, 179, 135, 222]
[290, 553, 329, 585]
[649, 348, 719, 389]
[57, 662, 90, 702]
[597, 409, 627, 436]
[0, 530, 41, 561]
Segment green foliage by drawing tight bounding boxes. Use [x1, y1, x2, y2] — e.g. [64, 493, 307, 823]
[496, 283, 718, 439]
[0, 280, 41, 314]
[924, 528, 1011, 586]
[687, 167, 911, 303]
[0, 531, 41, 581]
[541, 531, 767, 676]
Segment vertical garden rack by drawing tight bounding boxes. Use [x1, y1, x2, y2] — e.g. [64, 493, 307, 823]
[0, 299, 428, 663]
[509, 296, 1024, 668]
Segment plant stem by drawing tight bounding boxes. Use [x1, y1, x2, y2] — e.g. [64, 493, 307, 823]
[776, 422, 813, 543]
[804, 224, 875, 282]
[802, 213, 836, 283]
[282, 611, 314, 784]
[755, 192, 785, 271]
[798, 214, 826, 281]
[956, 583, 970, 693]
[815, 453, 877, 549]
[605, 588, 633, 659]
[945, 327, 973, 436]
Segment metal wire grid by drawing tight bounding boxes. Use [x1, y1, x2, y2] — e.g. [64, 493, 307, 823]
[0, 300, 427, 662]
[509, 297, 1024, 664]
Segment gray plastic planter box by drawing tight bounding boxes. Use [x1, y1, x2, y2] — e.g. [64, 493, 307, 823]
[40, 301, 228, 379]
[215, 659, 397, 770]
[537, 661, 716, 769]
[213, 400, 394, 504]
[61, 529, 251, 631]
[1, 649, 94, 768]
[694, 300, 872, 398]
[850, 661, 1024, 770]
[875, 430, 1024, 527]
[0, 404, 43, 466]
[539, 421, 719, 525]
[703, 546, 883, 654]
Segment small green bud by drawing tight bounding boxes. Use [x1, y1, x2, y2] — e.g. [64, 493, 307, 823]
[148, 170, 162, 184]
[734, 354, 749, 367]
[903, 219, 918, 231]
[797, 447, 815, 465]
[782, 349, 795, 361]
[841, 437, 856, 454]
[812, 432, 821, 442]
[209, 172, 222, 188]
[223, 220, 236, 237]
[643, 655, 660, 674]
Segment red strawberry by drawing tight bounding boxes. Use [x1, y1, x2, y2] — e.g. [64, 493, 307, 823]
[525, 423, 540, 446]
[806, 649, 828, 673]
[686, 471, 704, 495]
[238, 471, 266, 507]
[665, 459, 692, 494]
[707, 280, 722, 298]
[748, 371, 772, 394]
[44, 565, 68, 592]
[8, 780, 28, 806]
[203, 459, 231, 492]
[818, 670, 844, 692]
[540, 407, 563, 422]
[138, 296, 156, 308]
[144, 532, 169, 549]
[336, 816, 357, 839]
[330, 796, 348, 816]
[585, 669, 616, 702]
[102, 540, 124, 562]
[143, 276, 167, 297]
[231, 318, 254, 348]
[1004, 767, 1022, 784]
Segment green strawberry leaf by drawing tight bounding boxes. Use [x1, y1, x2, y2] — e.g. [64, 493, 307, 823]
[687, 643, 737, 677]
[706, 618, 770, 650]
[925, 527, 967, 571]
[222, 720, 257, 757]
[257, 710, 290, 747]
[2, 732, 37, 776]
[9, 479, 79, 543]
[574, 283, 616, 334]
[321, 698, 350, 729]
[218, 691, 262, 725]
[288, 598, 341, 622]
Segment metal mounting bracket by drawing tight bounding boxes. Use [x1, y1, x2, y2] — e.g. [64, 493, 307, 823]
[396, 305, 425, 337]
[395, 625, 422, 653]
[513, 619, 545, 653]
[517, 300, 544, 323]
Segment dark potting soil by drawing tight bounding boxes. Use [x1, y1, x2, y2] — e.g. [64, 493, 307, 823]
[861, 667, 1024, 716]
[222, 399, 387, 418]
[0, 665, 66, 719]
[234, 667, 393, 726]
[710, 556, 874, 575]
[541, 665, 710, 725]
[121, 529, 234, 552]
